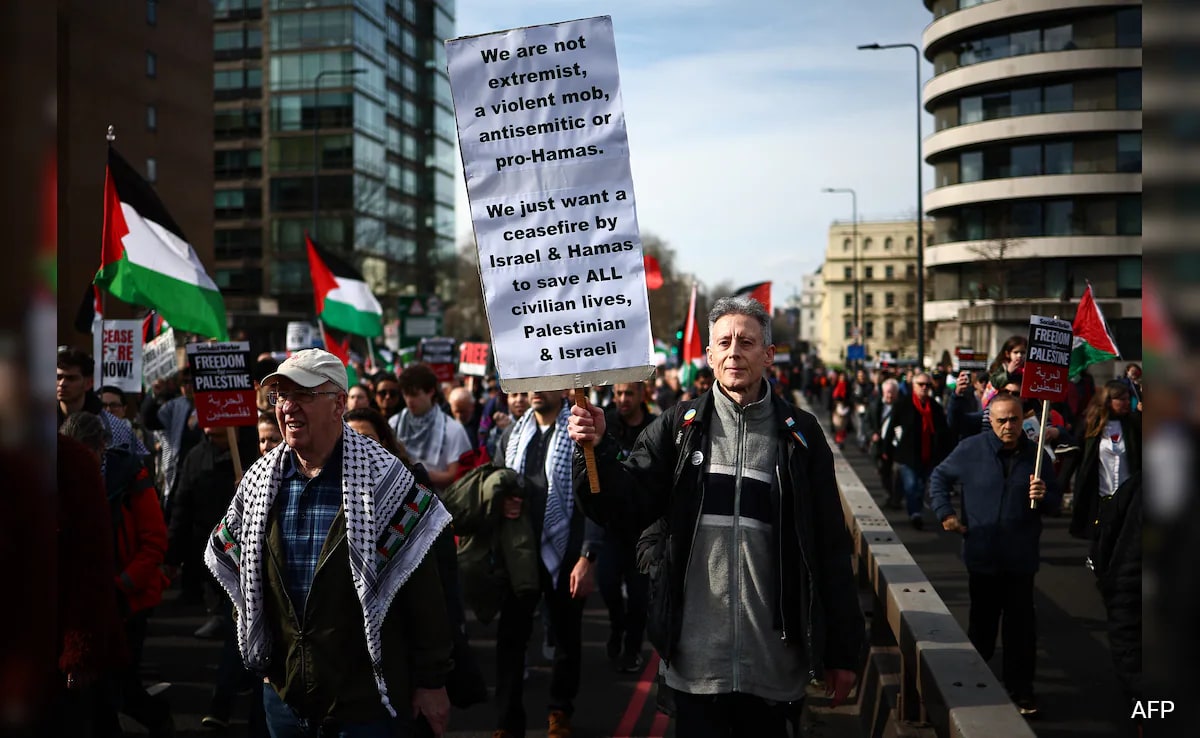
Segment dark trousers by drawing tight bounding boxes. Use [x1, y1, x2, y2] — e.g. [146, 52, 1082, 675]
[596, 534, 649, 658]
[262, 684, 414, 738]
[494, 563, 586, 735]
[94, 609, 172, 737]
[673, 691, 795, 738]
[967, 571, 1037, 697]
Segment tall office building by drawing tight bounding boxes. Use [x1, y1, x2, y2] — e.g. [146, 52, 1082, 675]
[921, 0, 1142, 363]
[59, 0, 214, 342]
[213, 0, 456, 346]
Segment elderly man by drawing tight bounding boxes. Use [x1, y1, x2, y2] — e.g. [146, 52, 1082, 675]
[204, 349, 453, 737]
[865, 378, 900, 509]
[568, 296, 863, 737]
[929, 392, 1059, 717]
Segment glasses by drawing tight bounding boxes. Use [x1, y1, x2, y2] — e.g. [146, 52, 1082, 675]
[102, 401, 124, 410]
[376, 389, 398, 397]
[993, 416, 1022, 425]
[267, 390, 341, 407]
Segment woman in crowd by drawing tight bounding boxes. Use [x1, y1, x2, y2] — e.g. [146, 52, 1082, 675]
[983, 336, 1027, 407]
[346, 383, 373, 412]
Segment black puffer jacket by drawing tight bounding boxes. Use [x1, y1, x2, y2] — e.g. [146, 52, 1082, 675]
[574, 389, 864, 678]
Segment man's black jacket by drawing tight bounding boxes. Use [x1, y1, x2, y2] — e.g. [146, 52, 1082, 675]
[573, 388, 864, 678]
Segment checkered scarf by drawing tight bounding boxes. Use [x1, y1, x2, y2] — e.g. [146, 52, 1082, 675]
[505, 401, 574, 586]
[204, 424, 451, 717]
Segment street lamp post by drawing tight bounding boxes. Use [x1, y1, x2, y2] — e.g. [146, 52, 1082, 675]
[857, 42, 925, 368]
[312, 67, 367, 237]
[821, 187, 858, 361]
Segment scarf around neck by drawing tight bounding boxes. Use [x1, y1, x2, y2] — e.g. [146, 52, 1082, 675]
[392, 407, 447, 470]
[204, 425, 451, 717]
[505, 402, 575, 587]
[913, 392, 935, 466]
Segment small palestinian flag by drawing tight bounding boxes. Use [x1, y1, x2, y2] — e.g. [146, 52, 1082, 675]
[734, 281, 772, 315]
[96, 147, 228, 340]
[305, 234, 383, 338]
[1069, 282, 1120, 378]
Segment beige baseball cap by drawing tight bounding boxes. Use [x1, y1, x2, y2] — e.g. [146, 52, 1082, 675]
[260, 349, 348, 392]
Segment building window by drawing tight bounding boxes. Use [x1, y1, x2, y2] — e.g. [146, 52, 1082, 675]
[146, 51, 157, 78]
[843, 238, 851, 252]
[865, 293, 874, 308]
[905, 236, 914, 252]
[1044, 141, 1073, 175]
[1116, 8, 1141, 48]
[145, 157, 157, 183]
[844, 294, 853, 308]
[885, 292, 895, 307]
[886, 320, 895, 339]
[1116, 70, 1141, 110]
[1117, 133, 1142, 173]
[906, 292, 915, 307]
[863, 237, 873, 252]
[147, 0, 157, 26]
[1116, 257, 1141, 297]
[905, 320, 916, 337]
[864, 321, 874, 339]
[885, 265, 895, 279]
[884, 237, 893, 250]
[844, 321, 853, 339]
[864, 266, 874, 280]
[844, 266, 852, 280]
[906, 265, 916, 279]
[146, 104, 157, 131]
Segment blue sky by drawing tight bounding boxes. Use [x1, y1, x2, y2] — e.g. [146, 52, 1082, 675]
[452, 1, 935, 308]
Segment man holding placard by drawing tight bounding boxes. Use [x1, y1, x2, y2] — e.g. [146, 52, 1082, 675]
[567, 297, 863, 736]
[929, 392, 1059, 716]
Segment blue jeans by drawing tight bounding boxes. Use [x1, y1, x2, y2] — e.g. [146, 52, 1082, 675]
[897, 464, 930, 518]
[263, 684, 410, 738]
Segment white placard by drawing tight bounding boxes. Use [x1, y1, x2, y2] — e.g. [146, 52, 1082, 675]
[447, 15, 653, 392]
[286, 322, 314, 352]
[142, 329, 178, 387]
[92, 320, 144, 393]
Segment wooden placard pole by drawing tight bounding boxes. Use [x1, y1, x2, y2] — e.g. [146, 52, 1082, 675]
[1031, 399, 1049, 510]
[574, 388, 601, 494]
[227, 426, 245, 487]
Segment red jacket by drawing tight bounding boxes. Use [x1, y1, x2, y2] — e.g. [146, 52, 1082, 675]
[105, 452, 169, 615]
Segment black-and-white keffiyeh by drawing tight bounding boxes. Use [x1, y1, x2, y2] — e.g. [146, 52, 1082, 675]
[390, 407, 447, 469]
[505, 402, 574, 586]
[204, 425, 451, 717]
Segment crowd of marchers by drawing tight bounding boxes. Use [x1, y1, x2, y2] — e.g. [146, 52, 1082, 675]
[799, 340, 1142, 719]
[42, 298, 1139, 737]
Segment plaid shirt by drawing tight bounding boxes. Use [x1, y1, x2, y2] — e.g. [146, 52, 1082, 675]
[276, 439, 344, 614]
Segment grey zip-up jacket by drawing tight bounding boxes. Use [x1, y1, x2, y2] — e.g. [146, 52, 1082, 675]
[574, 384, 864, 695]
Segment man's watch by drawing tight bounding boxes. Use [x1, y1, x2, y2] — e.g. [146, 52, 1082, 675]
[582, 550, 598, 564]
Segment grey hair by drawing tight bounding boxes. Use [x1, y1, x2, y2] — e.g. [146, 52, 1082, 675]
[60, 411, 110, 455]
[882, 378, 900, 393]
[707, 296, 772, 346]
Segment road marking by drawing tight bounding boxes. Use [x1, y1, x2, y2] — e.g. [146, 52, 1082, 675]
[614, 651, 660, 737]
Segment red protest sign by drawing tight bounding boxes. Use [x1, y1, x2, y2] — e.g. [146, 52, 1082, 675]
[458, 342, 491, 377]
[186, 341, 257, 426]
[1020, 316, 1073, 402]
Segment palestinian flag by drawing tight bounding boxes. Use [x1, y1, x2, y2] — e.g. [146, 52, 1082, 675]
[680, 282, 705, 387]
[96, 147, 228, 340]
[734, 281, 772, 315]
[305, 234, 383, 338]
[1068, 282, 1120, 378]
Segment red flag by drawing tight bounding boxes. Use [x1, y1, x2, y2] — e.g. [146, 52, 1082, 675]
[643, 254, 663, 290]
[734, 281, 772, 315]
[321, 322, 351, 365]
[682, 283, 702, 364]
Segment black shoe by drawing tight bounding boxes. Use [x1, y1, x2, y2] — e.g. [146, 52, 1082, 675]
[200, 713, 229, 730]
[617, 651, 644, 674]
[909, 514, 924, 531]
[606, 630, 622, 661]
[1013, 694, 1039, 717]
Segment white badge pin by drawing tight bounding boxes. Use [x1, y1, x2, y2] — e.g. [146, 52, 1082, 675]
[690, 451, 704, 466]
